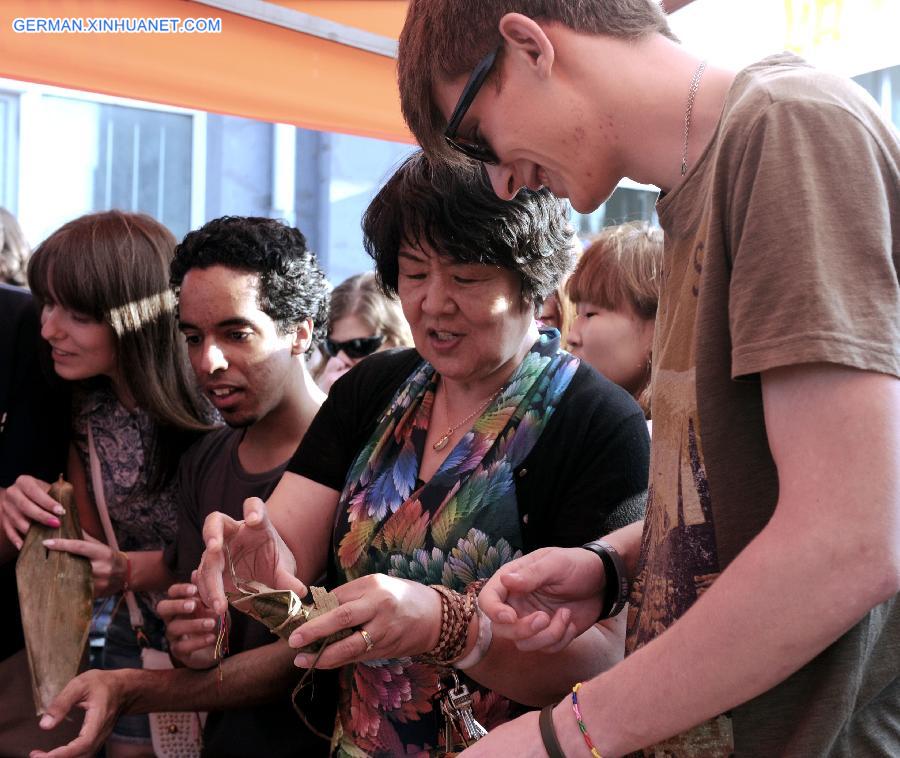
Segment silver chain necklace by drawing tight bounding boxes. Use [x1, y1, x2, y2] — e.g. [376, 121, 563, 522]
[681, 60, 708, 177]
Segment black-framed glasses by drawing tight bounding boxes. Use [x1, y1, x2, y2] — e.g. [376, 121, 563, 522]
[444, 46, 501, 165]
[323, 335, 386, 360]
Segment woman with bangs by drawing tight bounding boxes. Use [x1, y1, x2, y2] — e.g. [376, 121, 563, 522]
[566, 222, 663, 419]
[1, 210, 211, 756]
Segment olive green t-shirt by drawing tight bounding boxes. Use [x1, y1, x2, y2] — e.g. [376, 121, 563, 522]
[627, 53, 900, 756]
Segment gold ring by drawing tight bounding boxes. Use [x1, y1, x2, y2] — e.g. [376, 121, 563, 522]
[358, 628, 375, 652]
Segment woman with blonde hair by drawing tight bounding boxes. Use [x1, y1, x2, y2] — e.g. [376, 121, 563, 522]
[538, 280, 577, 345]
[315, 270, 413, 391]
[0, 208, 31, 286]
[537, 236, 581, 345]
[566, 221, 663, 417]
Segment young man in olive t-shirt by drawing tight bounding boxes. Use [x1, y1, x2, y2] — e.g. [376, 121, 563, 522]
[395, 1, 899, 755]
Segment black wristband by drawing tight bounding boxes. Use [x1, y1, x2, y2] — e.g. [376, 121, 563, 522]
[539, 703, 566, 758]
[581, 539, 629, 620]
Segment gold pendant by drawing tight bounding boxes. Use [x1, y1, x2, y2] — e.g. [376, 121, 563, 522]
[433, 433, 450, 451]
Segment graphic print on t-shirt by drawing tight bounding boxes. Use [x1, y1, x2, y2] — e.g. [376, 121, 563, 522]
[626, 234, 735, 755]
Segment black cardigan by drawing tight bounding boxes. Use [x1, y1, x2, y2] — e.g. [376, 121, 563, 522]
[289, 348, 649, 553]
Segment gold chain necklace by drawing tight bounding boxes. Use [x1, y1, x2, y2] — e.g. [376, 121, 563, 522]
[432, 384, 503, 452]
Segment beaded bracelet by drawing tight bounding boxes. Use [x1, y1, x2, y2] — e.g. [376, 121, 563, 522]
[419, 582, 484, 665]
[571, 682, 602, 758]
[419, 585, 475, 665]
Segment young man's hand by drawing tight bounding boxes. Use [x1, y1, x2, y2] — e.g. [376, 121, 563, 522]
[158, 581, 220, 669]
[458, 709, 547, 756]
[196, 497, 307, 615]
[478, 546, 606, 653]
[30, 668, 131, 758]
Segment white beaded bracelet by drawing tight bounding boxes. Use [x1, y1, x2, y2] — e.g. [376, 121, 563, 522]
[453, 602, 493, 670]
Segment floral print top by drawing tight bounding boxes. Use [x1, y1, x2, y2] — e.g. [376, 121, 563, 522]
[72, 383, 179, 615]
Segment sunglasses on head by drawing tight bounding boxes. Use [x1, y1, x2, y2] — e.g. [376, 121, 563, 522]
[444, 46, 501, 165]
[323, 335, 386, 360]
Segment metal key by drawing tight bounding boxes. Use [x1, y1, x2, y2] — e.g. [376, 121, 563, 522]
[440, 671, 488, 749]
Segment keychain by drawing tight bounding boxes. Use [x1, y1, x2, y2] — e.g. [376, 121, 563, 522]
[440, 670, 487, 754]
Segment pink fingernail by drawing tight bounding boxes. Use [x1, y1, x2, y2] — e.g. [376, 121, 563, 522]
[47, 518, 60, 528]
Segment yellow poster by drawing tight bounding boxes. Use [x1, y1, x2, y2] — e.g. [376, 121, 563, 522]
[784, 0, 899, 75]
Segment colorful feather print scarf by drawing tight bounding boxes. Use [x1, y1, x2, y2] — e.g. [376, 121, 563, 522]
[330, 329, 579, 756]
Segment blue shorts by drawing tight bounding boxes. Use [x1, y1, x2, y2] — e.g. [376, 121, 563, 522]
[100, 599, 167, 743]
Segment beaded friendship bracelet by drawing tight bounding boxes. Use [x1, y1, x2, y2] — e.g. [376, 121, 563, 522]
[572, 682, 602, 758]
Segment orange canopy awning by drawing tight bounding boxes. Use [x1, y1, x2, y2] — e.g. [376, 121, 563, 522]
[0, 0, 414, 143]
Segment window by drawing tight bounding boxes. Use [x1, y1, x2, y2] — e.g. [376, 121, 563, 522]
[0, 91, 18, 212]
[571, 184, 659, 239]
[854, 65, 899, 129]
[20, 94, 194, 245]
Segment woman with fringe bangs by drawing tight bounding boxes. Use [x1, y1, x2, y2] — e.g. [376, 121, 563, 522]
[1, 210, 212, 756]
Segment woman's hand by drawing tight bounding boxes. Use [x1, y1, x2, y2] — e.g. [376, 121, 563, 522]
[1, 475, 62, 549]
[478, 547, 605, 653]
[42, 533, 125, 596]
[196, 496, 306, 616]
[317, 355, 352, 393]
[288, 574, 442, 668]
[157, 581, 219, 669]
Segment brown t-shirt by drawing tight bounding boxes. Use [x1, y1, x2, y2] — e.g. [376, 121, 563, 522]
[627, 53, 900, 756]
[165, 427, 334, 758]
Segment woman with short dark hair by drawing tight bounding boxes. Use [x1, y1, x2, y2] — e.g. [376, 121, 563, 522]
[197, 152, 649, 756]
